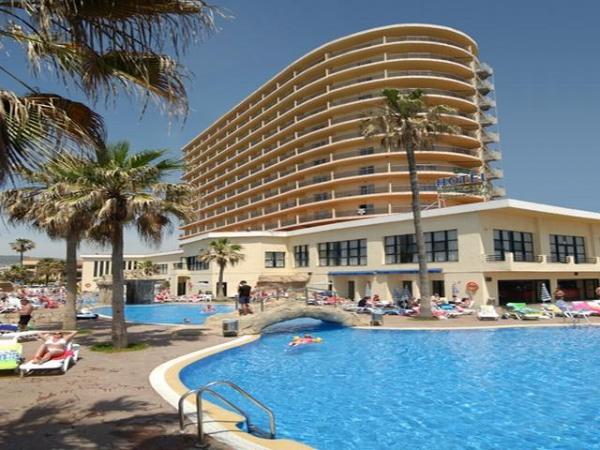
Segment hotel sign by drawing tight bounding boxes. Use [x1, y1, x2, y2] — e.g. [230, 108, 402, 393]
[436, 172, 487, 194]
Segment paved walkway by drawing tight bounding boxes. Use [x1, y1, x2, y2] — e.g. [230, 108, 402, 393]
[0, 316, 232, 450]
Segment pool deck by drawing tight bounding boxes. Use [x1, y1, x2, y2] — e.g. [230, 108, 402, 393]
[2, 305, 599, 450]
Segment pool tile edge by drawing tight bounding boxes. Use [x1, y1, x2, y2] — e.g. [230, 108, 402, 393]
[149, 335, 313, 450]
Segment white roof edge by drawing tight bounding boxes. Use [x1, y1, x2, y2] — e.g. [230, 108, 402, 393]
[182, 23, 479, 150]
[179, 230, 287, 246]
[80, 249, 183, 259]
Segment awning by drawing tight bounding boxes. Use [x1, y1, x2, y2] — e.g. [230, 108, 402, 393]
[376, 269, 443, 274]
[327, 271, 377, 276]
[328, 268, 442, 276]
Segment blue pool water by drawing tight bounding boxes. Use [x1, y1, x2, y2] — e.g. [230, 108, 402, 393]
[180, 320, 600, 449]
[95, 304, 232, 325]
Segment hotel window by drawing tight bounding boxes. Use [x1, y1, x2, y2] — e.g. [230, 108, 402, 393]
[493, 230, 534, 262]
[384, 230, 458, 263]
[313, 175, 328, 183]
[360, 184, 375, 195]
[359, 147, 374, 156]
[265, 251, 285, 268]
[550, 234, 586, 263]
[313, 158, 327, 166]
[187, 256, 209, 271]
[359, 165, 374, 175]
[318, 239, 367, 266]
[156, 264, 168, 274]
[294, 245, 309, 267]
[314, 192, 330, 202]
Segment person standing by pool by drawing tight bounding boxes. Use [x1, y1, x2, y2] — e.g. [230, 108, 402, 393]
[17, 298, 34, 331]
[238, 281, 253, 315]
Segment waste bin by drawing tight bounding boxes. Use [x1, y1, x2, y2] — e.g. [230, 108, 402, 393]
[222, 319, 239, 337]
[370, 311, 384, 326]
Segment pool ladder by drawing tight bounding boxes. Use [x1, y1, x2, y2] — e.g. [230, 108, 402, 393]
[178, 380, 276, 447]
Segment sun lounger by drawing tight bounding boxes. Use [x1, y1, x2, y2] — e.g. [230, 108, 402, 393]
[478, 305, 500, 321]
[542, 303, 565, 318]
[18, 342, 80, 377]
[556, 301, 591, 324]
[574, 301, 600, 315]
[0, 340, 23, 372]
[505, 303, 548, 320]
[0, 330, 41, 342]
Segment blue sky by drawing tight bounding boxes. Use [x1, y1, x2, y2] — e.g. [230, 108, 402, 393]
[1, 0, 599, 258]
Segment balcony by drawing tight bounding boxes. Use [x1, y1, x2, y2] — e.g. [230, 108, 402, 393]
[478, 95, 496, 110]
[298, 211, 333, 223]
[483, 148, 502, 162]
[481, 130, 500, 144]
[336, 207, 388, 218]
[479, 113, 498, 127]
[491, 186, 506, 198]
[485, 166, 503, 179]
[476, 61, 494, 78]
[476, 79, 494, 95]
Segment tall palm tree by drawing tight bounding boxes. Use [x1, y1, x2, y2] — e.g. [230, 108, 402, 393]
[10, 238, 35, 266]
[65, 141, 190, 348]
[198, 238, 245, 300]
[0, 156, 94, 329]
[0, 1, 222, 183]
[362, 89, 459, 317]
[36, 258, 65, 285]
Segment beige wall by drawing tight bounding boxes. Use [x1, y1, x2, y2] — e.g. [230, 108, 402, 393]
[81, 203, 600, 304]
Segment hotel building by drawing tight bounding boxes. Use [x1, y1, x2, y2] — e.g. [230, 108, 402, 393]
[80, 25, 600, 305]
[180, 24, 502, 237]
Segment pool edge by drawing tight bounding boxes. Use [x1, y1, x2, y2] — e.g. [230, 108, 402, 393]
[149, 335, 313, 450]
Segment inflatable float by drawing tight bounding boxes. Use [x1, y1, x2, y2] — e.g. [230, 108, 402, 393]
[288, 335, 323, 347]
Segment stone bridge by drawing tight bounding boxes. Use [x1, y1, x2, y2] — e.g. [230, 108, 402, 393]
[206, 302, 368, 335]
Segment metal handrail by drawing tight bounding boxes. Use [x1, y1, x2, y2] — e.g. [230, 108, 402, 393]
[178, 380, 276, 446]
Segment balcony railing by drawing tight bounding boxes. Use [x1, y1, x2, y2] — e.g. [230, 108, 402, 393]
[386, 69, 470, 83]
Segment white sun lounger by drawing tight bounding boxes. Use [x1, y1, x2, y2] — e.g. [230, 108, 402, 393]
[477, 305, 500, 321]
[18, 343, 80, 377]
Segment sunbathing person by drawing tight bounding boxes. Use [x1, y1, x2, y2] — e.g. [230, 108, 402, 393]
[30, 330, 77, 364]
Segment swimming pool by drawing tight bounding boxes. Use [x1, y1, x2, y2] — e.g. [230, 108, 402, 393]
[95, 304, 233, 325]
[179, 320, 600, 449]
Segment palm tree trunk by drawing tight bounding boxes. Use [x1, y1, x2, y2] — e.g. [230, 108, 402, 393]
[63, 234, 78, 330]
[217, 262, 225, 300]
[19, 250, 24, 266]
[406, 138, 432, 317]
[111, 223, 128, 348]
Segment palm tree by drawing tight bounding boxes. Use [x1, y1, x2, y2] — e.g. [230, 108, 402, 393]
[198, 238, 245, 300]
[10, 238, 35, 266]
[0, 156, 95, 329]
[136, 261, 158, 277]
[36, 258, 65, 285]
[362, 89, 459, 317]
[0, 1, 222, 183]
[1, 264, 30, 284]
[65, 141, 190, 348]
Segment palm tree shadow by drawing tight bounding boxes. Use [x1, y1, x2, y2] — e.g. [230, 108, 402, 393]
[0, 396, 225, 449]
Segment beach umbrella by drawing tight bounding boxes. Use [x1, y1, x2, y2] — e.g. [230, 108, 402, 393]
[394, 286, 412, 308]
[540, 283, 552, 303]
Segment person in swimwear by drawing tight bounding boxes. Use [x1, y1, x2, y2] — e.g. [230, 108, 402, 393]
[30, 330, 77, 364]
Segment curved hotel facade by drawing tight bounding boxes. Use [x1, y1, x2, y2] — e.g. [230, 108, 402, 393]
[181, 24, 502, 238]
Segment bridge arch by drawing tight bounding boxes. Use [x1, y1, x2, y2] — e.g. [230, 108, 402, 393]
[239, 304, 364, 335]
